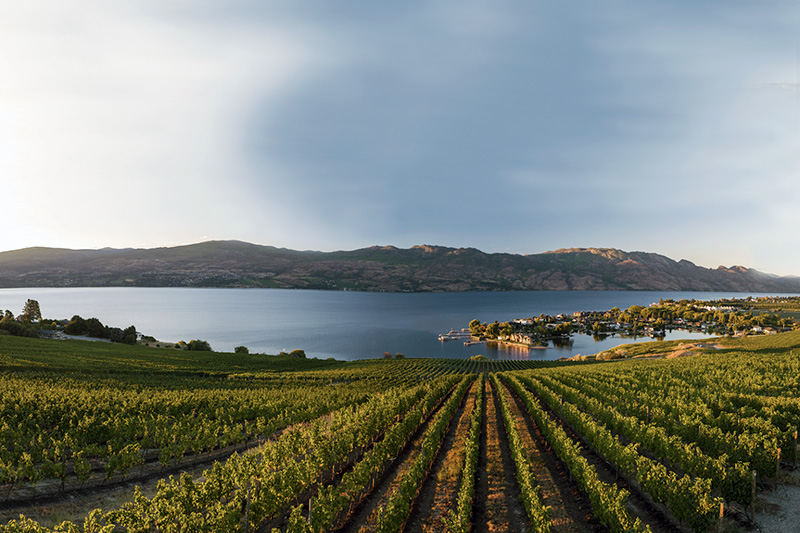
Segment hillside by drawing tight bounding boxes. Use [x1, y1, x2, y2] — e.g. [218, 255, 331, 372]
[3, 333, 800, 530]
[0, 240, 798, 292]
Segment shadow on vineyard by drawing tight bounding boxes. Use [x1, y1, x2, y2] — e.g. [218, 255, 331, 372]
[2, 332, 800, 531]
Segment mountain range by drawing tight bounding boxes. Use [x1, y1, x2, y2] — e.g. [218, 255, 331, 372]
[0, 240, 797, 292]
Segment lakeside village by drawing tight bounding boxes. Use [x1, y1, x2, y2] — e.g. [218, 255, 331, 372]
[440, 296, 798, 350]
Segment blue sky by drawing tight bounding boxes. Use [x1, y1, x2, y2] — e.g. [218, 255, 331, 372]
[1, 1, 799, 275]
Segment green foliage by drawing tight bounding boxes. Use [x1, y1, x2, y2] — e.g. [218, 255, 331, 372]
[21, 299, 42, 322]
[446, 375, 484, 533]
[0, 314, 38, 338]
[85, 318, 106, 338]
[502, 374, 651, 532]
[234, 345, 249, 354]
[64, 315, 88, 335]
[5, 329, 800, 532]
[492, 375, 551, 530]
[469, 318, 482, 336]
[63, 316, 137, 345]
[122, 326, 137, 345]
[485, 321, 500, 339]
[187, 339, 213, 352]
[378, 376, 474, 532]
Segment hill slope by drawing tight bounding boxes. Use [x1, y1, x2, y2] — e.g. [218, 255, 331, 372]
[0, 241, 797, 292]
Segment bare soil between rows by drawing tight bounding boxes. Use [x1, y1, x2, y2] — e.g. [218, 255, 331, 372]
[471, 379, 529, 533]
[500, 380, 602, 533]
[517, 379, 683, 533]
[405, 380, 476, 532]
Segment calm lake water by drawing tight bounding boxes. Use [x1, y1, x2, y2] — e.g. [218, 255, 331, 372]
[0, 288, 795, 361]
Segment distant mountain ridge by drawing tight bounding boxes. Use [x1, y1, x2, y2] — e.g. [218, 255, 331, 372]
[0, 240, 797, 292]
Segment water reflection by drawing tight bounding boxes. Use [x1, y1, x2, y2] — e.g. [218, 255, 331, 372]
[489, 329, 718, 360]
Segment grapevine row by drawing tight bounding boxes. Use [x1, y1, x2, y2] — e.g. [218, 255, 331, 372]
[548, 368, 782, 477]
[490, 374, 551, 532]
[517, 373, 721, 531]
[443, 373, 485, 533]
[373, 375, 475, 532]
[304, 375, 463, 532]
[498, 374, 650, 533]
[0, 376, 374, 490]
[532, 372, 753, 505]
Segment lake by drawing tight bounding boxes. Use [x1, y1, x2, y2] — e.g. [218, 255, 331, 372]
[0, 288, 795, 361]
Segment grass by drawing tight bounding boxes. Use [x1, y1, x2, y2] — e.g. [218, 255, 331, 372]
[0, 334, 345, 381]
[587, 329, 800, 361]
[714, 329, 800, 353]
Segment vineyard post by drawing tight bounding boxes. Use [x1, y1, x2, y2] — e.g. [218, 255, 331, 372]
[308, 497, 313, 523]
[795, 430, 798, 467]
[243, 479, 251, 533]
[718, 500, 724, 533]
[751, 470, 756, 522]
[776, 448, 781, 479]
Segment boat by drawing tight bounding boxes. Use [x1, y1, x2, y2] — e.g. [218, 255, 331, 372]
[439, 329, 471, 341]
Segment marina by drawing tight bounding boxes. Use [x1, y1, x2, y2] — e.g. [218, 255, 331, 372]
[0, 288, 790, 361]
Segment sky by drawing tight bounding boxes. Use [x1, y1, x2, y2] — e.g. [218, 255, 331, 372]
[1, 1, 800, 275]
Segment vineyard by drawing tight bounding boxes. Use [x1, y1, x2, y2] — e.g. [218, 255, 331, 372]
[2, 332, 800, 531]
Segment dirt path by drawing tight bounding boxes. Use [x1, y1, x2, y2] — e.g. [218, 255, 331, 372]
[406, 380, 477, 533]
[755, 469, 800, 532]
[471, 379, 529, 533]
[501, 381, 602, 533]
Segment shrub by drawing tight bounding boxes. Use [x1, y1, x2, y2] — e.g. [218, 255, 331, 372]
[234, 346, 249, 354]
[0, 319, 38, 338]
[64, 315, 88, 336]
[288, 349, 306, 358]
[188, 339, 213, 352]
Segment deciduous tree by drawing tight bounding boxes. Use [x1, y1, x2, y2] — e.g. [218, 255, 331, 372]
[21, 299, 41, 322]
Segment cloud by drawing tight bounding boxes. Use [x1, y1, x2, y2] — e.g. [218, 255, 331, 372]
[0, 2, 313, 249]
[1, 1, 800, 275]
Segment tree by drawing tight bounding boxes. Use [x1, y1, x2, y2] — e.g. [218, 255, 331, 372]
[234, 346, 249, 354]
[288, 349, 306, 358]
[187, 339, 212, 351]
[0, 310, 38, 337]
[85, 318, 107, 339]
[627, 305, 644, 317]
[107, 327, 124, 343]
[485, 321, 500, 339]
[21, 299, 42, 322]
[64, 315, 88, 335]
[469, 319, 482, 336]
[122, 326, 137, 345]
